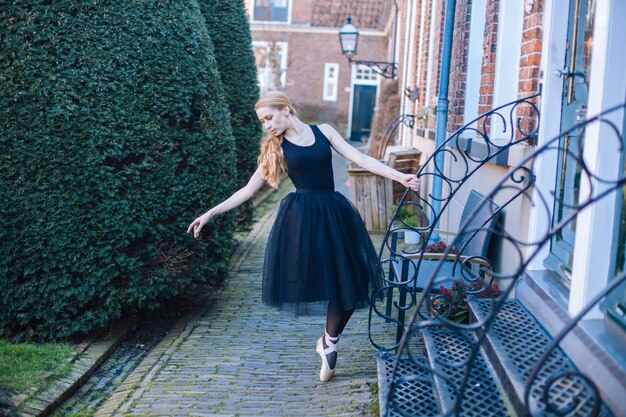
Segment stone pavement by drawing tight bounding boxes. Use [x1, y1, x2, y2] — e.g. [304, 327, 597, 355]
[106, 150, 382, 417]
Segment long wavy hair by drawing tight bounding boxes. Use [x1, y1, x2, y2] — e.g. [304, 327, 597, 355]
[255, 91, 295, 188]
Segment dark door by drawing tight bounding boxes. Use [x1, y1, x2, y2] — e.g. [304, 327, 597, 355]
[546, 0, 594, 283]
[350, 85, 377, 142]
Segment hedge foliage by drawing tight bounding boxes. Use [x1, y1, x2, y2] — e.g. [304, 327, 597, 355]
[198, 0, 262, 226]
[0, 0, 239, 341]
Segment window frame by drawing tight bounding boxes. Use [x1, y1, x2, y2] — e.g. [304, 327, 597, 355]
[252, 41, 289, 93]
[322, 63, 339, 102]
[250, 0, 292, 24]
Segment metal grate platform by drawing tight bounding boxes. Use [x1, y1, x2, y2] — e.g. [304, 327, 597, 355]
[471, 299, 613, 417]
[376, 352, 440, 417]
[422, 329, 511, 416]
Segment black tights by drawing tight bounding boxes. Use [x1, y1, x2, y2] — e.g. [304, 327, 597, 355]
[322, 300, 353, 370]
[325, 299, 354, 338]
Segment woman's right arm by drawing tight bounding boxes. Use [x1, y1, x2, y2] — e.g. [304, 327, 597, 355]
[187, 167, 266, 238]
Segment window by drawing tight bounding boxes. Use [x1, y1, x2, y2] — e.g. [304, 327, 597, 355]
[463, 0, 487, 125]
[253, 0, 289, 23]
[355, 66, 378, 82]
[253, 41, 288, 93]
[323, 63, 339, 102]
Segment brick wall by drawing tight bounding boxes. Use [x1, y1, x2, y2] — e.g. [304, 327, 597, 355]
[252, 30, 387, 125]
[477, 0, 499, 118]
[448, 0, 473, 132]
[411, 0, 448, 132]
[249, 0, 391, 135]
[517, 0, 543, 141]
[290, 0, 316, 24]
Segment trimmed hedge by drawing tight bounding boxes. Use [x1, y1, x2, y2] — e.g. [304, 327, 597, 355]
[198, 0, 262, 226]
[0, 1, 238, 341]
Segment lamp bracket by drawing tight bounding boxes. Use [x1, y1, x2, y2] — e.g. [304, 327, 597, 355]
[348, 58, 397, 79]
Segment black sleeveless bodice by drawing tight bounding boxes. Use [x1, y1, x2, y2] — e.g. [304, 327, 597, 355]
[281, 125, 335, 191]
[264, 124, 380, 312]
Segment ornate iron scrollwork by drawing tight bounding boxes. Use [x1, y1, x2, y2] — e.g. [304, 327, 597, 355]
[378, 113, 417, 161]
[370, 92, 626, 416]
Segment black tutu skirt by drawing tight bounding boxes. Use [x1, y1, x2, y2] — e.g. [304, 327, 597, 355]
[262, 189, 381, 314]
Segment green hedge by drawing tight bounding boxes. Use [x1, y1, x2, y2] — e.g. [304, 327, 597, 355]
[198, 0, 262, 227]
[0, 1, 238, 341]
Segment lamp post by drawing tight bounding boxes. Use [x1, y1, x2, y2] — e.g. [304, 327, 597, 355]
[338, 11, 397, 79]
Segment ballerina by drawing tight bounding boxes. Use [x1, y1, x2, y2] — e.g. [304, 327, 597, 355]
[188, 91, 419, 381]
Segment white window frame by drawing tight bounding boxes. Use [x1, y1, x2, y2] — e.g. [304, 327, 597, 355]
[424, 0, 438, 107]
[528, 0, 626, 319]
[463, 0, 487, 128]
[323, 63, 339, 102]
[526, 0, 570, 271]
[250, 0, 292, 25]
[492, 1, 524, 108]
[252, 41, 288, 93]
[400, 0, 419, 147]
[568, 0, 626, 317]
[491, 0, 524, 138]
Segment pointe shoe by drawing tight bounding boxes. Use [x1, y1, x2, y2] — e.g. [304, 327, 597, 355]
[316, 333, 338, 382]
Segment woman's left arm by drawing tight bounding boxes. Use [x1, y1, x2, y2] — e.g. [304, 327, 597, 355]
[318, 124, 419, 191]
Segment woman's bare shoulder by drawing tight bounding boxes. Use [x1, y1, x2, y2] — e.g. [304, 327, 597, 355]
[317, 124, 341, 141]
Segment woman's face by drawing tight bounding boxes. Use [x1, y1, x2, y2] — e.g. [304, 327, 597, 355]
[256, 106, 290, 136]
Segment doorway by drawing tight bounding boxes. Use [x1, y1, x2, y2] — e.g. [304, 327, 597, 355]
[546, 0, 594, 283]
[350, 85, 377, 142]
[348, 65, 379, 143]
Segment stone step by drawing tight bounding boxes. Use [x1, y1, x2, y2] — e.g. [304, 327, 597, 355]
[469, 299, 614, 417]
[421, 329, 512, 416]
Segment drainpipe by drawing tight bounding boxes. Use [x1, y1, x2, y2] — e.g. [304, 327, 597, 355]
[391, 0, 398, 70]
[429, 0, 456, 243]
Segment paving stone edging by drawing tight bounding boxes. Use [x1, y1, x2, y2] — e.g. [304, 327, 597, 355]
[91, 208, 279, 417]
[8, 186, 283, 417]
[12, 318, 137, 417]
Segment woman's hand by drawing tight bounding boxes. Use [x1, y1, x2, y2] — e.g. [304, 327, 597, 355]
[400, 174, 420, 192]
[187, 210, 214, 239]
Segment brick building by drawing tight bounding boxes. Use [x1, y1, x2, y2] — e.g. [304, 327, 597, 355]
[245, 4, 626, 410]
[245, 0, 395, 141]
[375, 0, 626, 414]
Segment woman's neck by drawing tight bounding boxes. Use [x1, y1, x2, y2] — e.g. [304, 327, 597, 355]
[283, 117, 308, 141]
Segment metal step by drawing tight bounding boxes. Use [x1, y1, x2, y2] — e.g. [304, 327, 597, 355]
[421, 329, 512, 416]
[376, 352, 440, 417]
[469, 299, 614, 417]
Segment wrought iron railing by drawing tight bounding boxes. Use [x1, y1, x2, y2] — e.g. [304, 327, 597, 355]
[378, 114, 417, 160]
[373, 100, 626, 416]
[369, 92, 541, 352]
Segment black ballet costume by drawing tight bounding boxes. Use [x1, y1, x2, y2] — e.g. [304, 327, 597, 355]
[262, 125, 381, 315]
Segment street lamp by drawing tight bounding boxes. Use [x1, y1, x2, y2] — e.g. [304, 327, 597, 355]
[338, 12, 397, 79]
[338, 15, 359, 57]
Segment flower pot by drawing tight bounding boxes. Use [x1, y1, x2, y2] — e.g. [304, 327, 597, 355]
[404, 230, 420, 244]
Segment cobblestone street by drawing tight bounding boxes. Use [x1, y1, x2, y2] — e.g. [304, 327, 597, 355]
[105, 149, 381, 417]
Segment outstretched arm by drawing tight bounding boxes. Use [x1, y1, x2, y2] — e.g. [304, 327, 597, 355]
[187, 167, 265, 238]
[318, 124, 419, 190]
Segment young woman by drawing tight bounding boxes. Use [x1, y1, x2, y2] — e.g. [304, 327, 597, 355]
[188, 91, 418, 382]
